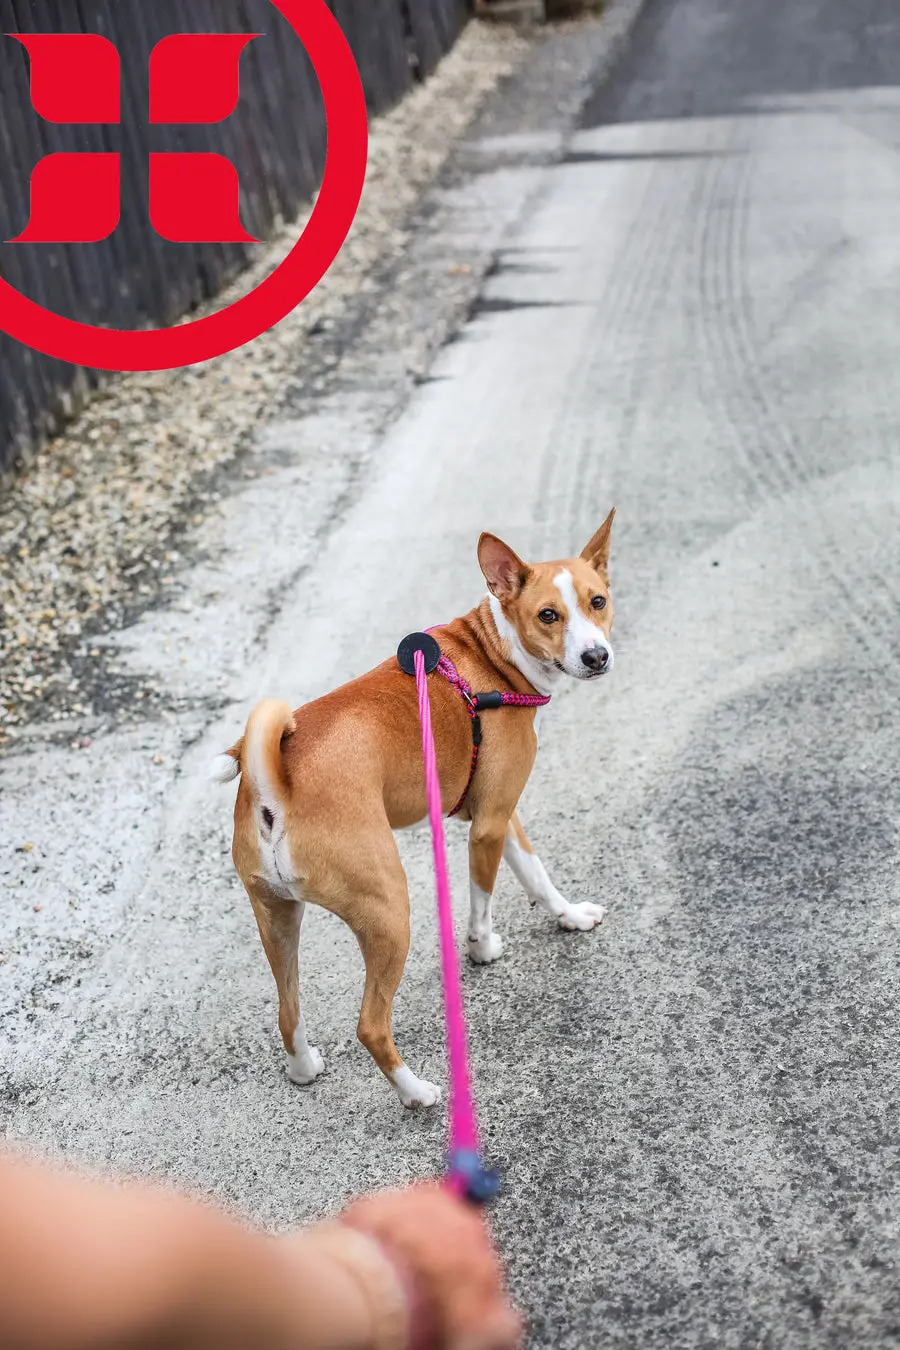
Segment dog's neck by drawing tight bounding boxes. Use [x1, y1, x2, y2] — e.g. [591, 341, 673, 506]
[479, 593, 563, 699]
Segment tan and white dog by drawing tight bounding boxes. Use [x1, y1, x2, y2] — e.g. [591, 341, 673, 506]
[211, 512, 616, 1109]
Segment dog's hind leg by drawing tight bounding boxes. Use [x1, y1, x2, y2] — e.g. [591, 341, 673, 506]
[353, 890, 442, 1110]
[331, 832, 441, 1110]
[247, 886, 325, 1085]
[503, 811, 606, 932]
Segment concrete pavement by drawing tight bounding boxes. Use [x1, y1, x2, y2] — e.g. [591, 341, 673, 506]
[3, 1, 900, 1345]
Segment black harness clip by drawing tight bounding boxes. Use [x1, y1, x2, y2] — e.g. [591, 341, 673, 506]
[473, 692, 504, 712]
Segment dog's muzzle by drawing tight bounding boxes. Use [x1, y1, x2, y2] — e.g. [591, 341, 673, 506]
[580, 643, 613, 677]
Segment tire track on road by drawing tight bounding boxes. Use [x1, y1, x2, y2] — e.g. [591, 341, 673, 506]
[700, 113, 900, 687]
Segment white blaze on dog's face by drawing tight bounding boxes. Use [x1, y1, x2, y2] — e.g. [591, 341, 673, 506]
[479, 510, 616, 685]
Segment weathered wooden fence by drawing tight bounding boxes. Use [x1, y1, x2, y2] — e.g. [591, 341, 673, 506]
[0, 0, 470, 478]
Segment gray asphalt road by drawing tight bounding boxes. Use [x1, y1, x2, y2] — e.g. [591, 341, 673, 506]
[3, 1, 900, 1346]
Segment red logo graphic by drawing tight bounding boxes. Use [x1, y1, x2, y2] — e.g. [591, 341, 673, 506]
[0, 0, 368, 372]
[10, 33, 260, 245]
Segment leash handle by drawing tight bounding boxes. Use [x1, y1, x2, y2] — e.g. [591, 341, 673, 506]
[400, 634, 499, 1206]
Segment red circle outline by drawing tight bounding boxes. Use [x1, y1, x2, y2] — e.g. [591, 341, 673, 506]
[0, 0, 369, 372]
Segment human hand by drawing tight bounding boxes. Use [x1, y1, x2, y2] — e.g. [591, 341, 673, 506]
[339, 1182, 522, 1350]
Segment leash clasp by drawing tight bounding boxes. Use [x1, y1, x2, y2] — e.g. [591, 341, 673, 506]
[448, 1148, 501, 1206]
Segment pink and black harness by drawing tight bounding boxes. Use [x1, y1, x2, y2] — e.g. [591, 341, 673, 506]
[396, 631, 550, 1203]
[432, 651, 551, 816]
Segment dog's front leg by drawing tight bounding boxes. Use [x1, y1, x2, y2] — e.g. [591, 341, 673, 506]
[467, 814, 508, 964]
[503, 811, 606, 932]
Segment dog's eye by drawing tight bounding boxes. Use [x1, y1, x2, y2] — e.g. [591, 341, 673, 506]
[538, 607, 559, 624]
[592, 595, 607, 611]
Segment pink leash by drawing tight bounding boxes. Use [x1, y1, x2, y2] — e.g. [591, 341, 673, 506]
[399, 633, 499, 1204]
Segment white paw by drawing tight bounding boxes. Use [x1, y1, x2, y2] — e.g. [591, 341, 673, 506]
[467, 931, 504, 964]
[392, 1066, 442, 1109]
[557, 902, 607, 932]
[287, 1046, 325, 1085]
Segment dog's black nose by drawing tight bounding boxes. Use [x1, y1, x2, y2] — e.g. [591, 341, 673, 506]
[581, 646, 610, 672]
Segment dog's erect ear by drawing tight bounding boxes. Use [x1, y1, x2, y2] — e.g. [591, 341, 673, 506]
[580, 508, 616, 575]
[478, 533, 529, 601]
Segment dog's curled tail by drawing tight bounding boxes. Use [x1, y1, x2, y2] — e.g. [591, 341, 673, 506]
[208, 700, 296, 810]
